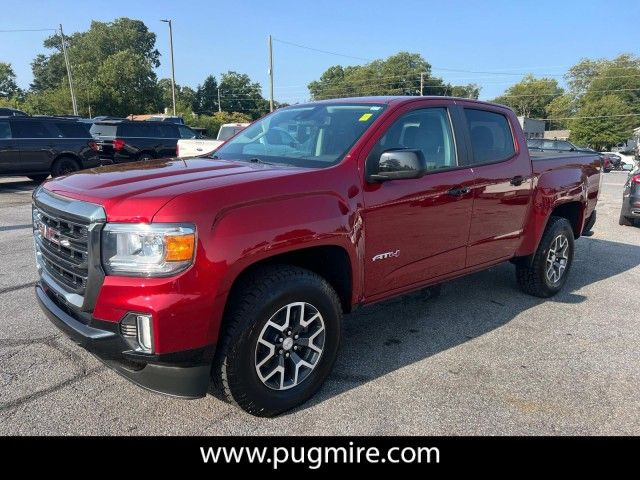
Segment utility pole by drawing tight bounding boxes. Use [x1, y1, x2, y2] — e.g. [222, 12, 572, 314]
[420, 72, 425, 96]
[59, 24, 78, 116]
[268, 35, 274, 112]
[217, 87, 222, 113]
[161, 19, 177, 116]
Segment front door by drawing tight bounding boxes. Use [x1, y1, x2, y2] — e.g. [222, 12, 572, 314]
[13, 119, 55, 171]
[0, 119, 20, 174]
[362, 105, 475, 299]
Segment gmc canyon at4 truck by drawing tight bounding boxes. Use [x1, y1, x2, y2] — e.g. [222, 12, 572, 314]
[32, 96, 601, 416]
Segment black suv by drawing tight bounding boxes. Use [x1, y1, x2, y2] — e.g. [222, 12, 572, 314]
[0, 116, 101, 182]
[90, 120, 197, 163]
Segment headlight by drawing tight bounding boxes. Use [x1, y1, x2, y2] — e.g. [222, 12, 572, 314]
[102, 223, 196, 277]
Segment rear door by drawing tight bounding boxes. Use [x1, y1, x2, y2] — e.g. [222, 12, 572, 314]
[12, 119, 57, 172]
[362, 102, 475, 298]
[159, 123, 179, 157]
[461, 106, 533, 267]
[0, 119, 20, 174]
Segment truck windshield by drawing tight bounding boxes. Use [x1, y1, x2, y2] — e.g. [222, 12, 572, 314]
[213, 103, 386, 168]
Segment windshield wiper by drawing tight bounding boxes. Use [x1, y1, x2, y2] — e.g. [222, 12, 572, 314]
[248, 157, 275, 166]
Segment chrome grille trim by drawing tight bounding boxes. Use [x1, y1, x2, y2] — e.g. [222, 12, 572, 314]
[32, 186, 106, 313]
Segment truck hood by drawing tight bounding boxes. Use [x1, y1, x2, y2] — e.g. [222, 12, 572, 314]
[43, 157, 302, 222]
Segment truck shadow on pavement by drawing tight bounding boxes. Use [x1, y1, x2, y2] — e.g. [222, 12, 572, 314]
[0, 179, 40, 194]
[292, 236, 640, 413]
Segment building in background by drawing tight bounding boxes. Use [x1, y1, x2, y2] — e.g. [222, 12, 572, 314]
[517, 117, 545, 139]
[544, 129, 571, 141]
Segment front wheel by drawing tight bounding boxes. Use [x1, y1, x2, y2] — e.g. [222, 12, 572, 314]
[212, 265, 342, 417]
[516, 216, 575, 298]
[51, 156, 80, 177]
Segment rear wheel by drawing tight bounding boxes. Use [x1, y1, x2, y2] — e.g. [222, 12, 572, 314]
[28, 175, 48, 183]
[516, 216, 575, 298]
[619, 213, 634, 226]
[51, 156, 80, 177]
[212, 265, 342, 417]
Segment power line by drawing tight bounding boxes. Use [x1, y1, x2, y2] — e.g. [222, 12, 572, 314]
[273, 38, 371, 62]
[540, 113, 640, 120]
[0, 28, 57, 32]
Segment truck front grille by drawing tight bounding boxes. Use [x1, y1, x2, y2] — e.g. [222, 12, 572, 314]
[32, 187, 106, 313]
[33, 208, 90, 295]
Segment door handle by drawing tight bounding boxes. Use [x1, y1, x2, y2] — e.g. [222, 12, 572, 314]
[447, 187, 471, 197]
[510, 175, 525, 186]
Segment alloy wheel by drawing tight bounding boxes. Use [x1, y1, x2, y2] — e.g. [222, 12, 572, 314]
[254, 301, 325, 391]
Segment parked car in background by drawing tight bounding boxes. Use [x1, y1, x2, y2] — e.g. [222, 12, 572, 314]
[527, 138, 596, 154]
[0, 115, 100, 181]
[177, 122, 249, 157]
[600, 151, 636, 168]
[90, 120, 198, 164]
[33, 96, 601, 416]
[619, 163, 640, 226]
[0, 107, 28, 117]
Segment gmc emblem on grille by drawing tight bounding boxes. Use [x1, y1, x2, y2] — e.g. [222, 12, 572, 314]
[39, 223, 61, 245]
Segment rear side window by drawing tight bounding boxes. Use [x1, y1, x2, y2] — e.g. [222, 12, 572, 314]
[178, 125, 196, 139]
[12, 120, 52, 139]
[54, 121, 90, 138]
[160, 124, 178, 138]
[0, 120, 11, 139]
[90, 123, 118, 137]
[464, 109, 515, 164]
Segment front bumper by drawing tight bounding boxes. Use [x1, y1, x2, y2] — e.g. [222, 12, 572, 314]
[621, 190, 640, 218]
[36, 282, 213, 399]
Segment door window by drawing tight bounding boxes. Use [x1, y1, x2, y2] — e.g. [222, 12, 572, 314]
[367, 108, 457, 174]
[464, 109, 515, 164]
[0, 121, 11, 139]
[12, 120, 51, 139]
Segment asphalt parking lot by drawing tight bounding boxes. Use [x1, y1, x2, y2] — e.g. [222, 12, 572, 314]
[0, 172, 638, 435]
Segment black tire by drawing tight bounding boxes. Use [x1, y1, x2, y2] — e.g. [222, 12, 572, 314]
[28, 175, 49, 183]
[213, 265, 342, 417]
[516, 216, 575, 298]
[138, 152, 154, 161]
[619, 213, 634, 226]
[51, 156, 80, 177]
[582, 210, 596, 235]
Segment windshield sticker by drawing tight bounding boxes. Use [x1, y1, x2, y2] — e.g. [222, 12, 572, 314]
[359, 113, 373, 122]
[369, 106, 382, 111]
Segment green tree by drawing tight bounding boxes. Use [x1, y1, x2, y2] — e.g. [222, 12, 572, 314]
[307, 52, 478, 100]
[0, 62, 21, 97]
[193, 75, 219, 114]
[566, 54, 640, 102]
[581, 55, 640, 113]
[310, 52, 440, 99]
[545, 94, 574, 129]
[218, 71, 268, 119]
[92, 50, 161, 116]
[448, 83, 480, 99]
[158, 78, 197, 113]
[493, 74, 564, 118]
[570, 95, 634, 150]
[31, 18, 161, 116]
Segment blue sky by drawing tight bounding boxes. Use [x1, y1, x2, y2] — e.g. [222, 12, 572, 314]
[1, 0, 638, 102]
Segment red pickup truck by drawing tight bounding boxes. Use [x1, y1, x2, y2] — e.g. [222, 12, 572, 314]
[32, 96, 601, 416]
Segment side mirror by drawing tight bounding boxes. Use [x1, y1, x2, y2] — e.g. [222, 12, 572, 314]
[368, 149, 427, 182]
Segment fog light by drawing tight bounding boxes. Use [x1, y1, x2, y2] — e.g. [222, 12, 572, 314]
[136, 315, 153, 353]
